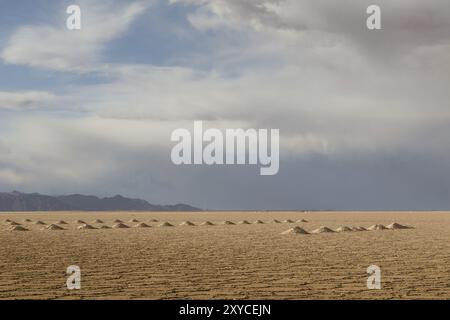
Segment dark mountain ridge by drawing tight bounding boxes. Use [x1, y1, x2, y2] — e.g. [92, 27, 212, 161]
[0, 191, 201, 212]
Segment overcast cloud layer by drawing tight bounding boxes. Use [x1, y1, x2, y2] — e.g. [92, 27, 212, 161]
[0, 0, 450, 210]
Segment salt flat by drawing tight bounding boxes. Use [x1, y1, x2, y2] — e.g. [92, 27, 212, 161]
[0, 211, 449, 299]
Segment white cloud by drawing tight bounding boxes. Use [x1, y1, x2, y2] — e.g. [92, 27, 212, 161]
[0, 91, 56, 110]
[1, 0, 150, 71]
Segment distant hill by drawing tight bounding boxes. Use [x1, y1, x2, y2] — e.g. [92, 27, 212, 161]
[0, 191, 201, 212]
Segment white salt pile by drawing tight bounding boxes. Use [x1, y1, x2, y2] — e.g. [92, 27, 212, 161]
[221, 221, 235, 225]
[335, 226, 353, 232]
[78, 224, 97, 230]
[281, 226, 310, 235]
[112, 223, 129, 229]
[180, 221, 196, 226]
[367, 224, 387, 231]
[134, 222, 151, 228]
[158, 222, 174, 227]
[8, 225, 29, 232]
[311, 226, 335, 234]
[386, 222, 412, 230]
[44, 224, 65, 231]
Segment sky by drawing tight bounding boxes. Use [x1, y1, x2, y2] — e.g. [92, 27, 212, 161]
[0, 0, 450, 210]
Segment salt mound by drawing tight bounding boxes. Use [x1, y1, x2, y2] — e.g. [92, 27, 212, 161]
[253, 220, 265, 224]
[112, 223, 129, 229]
[78, 224, 96, 230]
[129, 219, 139, 223]
[221, 221, 235, 225]
[74, 220, 86, 224]
[34, 221, 46, 225]
[134, 222, 151, 228]
[283, 219, 294, 223]
[281, 226, 310, 235]
[44, 224, 65, 230]
[296, 219, 308, 223]
[93, 219, 104, 223]
[351, 226, 367, 231]
[180, 221, 196, 226]
[99, 225, 111, 229]
[387, 222, 411, 230]
[335, 226, 353, 232]
[4, 219, 12, 223]
[113, 219, 123, 223]
[149, 219, 159, 222]
[8, 225, 29, 232]
[200, 221, 214, 226]
[7, 221, 21, 226]
[311, 226, 335, 234]
[367, 224, 387, 231]
[237, 220, 250, 224]
[271, 219, 281, 223]
[56, 220, 68, 225]
[22, 219, 32, 223]
[158, 222, 174, 227]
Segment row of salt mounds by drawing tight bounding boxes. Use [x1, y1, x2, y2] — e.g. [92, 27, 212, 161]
[282, 223, 412, 235]
[269, 219, 307, 223]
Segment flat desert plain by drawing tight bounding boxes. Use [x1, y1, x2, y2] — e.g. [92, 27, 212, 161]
[0, 211, 449, 299]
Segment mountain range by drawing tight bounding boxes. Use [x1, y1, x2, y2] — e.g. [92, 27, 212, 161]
[0, 191, 201, 212]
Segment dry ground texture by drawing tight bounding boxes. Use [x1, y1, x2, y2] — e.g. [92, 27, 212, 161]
[0, 211, 449, 299]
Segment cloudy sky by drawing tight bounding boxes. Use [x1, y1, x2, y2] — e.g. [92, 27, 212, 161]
[0, 0, 450, 210]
